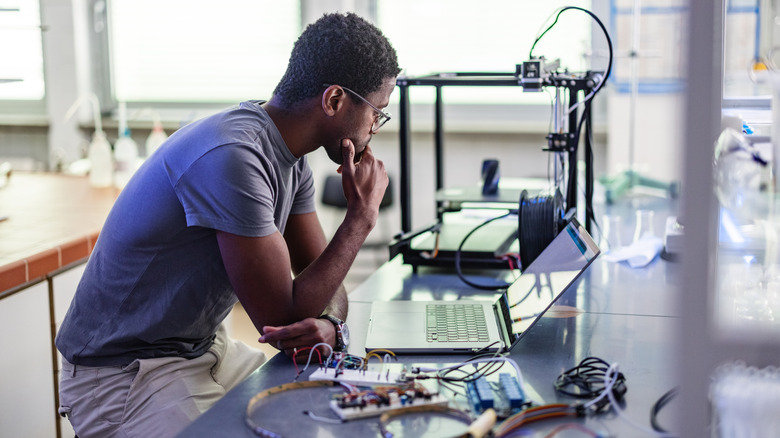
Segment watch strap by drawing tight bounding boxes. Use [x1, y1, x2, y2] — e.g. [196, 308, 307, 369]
[318, 314, 346, 350]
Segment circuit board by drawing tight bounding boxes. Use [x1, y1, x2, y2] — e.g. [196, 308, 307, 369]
[329, 392, 450, 420]
[308, 363, 448, 420]
[308, 367, 407, 386]
[307, 360, 526, 420]
[466, 373, 527, 418]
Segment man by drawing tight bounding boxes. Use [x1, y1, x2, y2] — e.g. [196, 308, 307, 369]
[55, 12, 400, 438]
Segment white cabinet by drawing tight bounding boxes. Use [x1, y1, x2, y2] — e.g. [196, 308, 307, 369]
[0, 262, 86, 438]
[0, 282, 57, 438]
[51, 263, 86, 438]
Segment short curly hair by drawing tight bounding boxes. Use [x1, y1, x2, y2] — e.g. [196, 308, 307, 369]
[273, 12, 400, 107]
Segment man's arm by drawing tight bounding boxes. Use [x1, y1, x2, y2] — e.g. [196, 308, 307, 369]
[219, 210, 350, 355]
[217, 214, 357, 328]
[217, 140, 385, 330]
[284, 211, 348, 321]
[258, 211, 349, 355]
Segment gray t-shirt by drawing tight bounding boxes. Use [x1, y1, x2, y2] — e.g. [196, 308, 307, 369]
[56, 101, 316, 367]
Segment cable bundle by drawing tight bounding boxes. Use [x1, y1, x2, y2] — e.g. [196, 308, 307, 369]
[554, 357, 626, 411]
[493, 403, 584, 437]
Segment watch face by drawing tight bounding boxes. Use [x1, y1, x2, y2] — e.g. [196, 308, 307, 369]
[341, 323, 350, 346]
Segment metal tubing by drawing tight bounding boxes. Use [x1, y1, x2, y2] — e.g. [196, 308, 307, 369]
[398, 82, 412, 233]
[435, 86, 444, 220]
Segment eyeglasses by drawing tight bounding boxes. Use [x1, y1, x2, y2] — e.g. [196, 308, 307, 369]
[324, 84, 392, 133]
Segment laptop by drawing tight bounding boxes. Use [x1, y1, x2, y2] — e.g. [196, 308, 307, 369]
[364, 217, 600, 354]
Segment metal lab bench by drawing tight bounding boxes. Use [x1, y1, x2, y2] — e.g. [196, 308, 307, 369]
[176, 198, 680, 437]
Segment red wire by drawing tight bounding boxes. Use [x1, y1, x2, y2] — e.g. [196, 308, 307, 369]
[292, 347, 322, 375]
[500, 253, 521, 272]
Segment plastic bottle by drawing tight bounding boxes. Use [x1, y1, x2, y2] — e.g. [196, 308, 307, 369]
[113, 102, 139, 189]
[114, 129, 139, 189]
[88, 131, 113, 187]
[64, 93, 113, 188]
[145, 120, 168, 157]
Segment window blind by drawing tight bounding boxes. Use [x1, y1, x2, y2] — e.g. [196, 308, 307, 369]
[0, 0, 45, 100]
[108, 0, 300, 103]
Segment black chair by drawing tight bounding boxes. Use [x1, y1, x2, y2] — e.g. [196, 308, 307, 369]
[321, 174, 393, 210]
[320, 174, 394, 250]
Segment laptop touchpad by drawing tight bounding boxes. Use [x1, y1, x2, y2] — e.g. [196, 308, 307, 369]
[371, 312, 425, 333]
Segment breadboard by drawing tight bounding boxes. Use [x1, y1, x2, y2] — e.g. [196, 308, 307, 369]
[308, 368, 406, 386]
[328, 395, 450, 420]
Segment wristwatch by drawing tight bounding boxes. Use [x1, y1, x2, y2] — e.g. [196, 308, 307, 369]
[318, 314, 350, 351]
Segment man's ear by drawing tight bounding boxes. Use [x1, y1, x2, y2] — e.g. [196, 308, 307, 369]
[321, 85, 345, 117]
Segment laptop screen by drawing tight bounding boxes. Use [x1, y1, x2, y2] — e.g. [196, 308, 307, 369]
[501, 219, 600, 345]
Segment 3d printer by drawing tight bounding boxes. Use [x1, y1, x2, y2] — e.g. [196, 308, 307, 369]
[388, 7, 613, 281]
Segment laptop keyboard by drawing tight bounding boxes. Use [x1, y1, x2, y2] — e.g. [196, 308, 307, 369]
[426, 303, 490, 342]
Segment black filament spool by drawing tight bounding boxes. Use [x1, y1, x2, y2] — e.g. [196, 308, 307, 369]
[517, 190, 564, 270]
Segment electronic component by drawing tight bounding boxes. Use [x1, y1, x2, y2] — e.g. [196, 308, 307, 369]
[329, 382, 449, 420]
[309, 363, 453, 421]
[309, 367, 407, 386]
[308, 360, 424, 386]
[467, 377, 495, 412]
[466, 373, 526, 418]
[500, 373, 526, 410]
[519, 58, 545, 91]
[321, 351, 364, 370]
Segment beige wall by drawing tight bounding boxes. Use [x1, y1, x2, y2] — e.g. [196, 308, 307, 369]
[606, 91, 684, 184]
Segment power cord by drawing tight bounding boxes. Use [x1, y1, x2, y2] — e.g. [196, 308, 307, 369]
[650, 387, 678, 434]
[554, 356, 626, 412]
[454, 211, 517, 291]
[529, 6, 614, 113]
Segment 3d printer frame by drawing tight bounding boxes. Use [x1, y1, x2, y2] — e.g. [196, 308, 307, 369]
[390, 68, 603, 270]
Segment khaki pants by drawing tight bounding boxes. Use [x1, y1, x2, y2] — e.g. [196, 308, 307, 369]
[58, 325, 265, 438]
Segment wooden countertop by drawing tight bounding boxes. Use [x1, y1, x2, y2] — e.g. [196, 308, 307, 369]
[0, 172, 118, 295]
